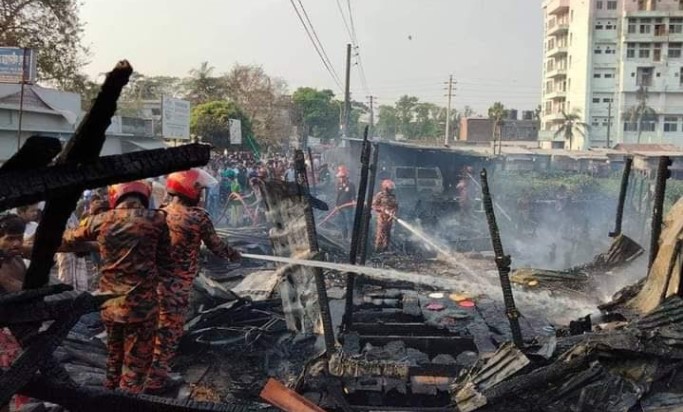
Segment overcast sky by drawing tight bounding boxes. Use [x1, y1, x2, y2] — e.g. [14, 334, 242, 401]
[80, 0, 543, 113]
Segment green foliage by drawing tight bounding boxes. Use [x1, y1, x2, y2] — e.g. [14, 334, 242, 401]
[0, 0, 88, 92]
[291, 87, 340, 140]
[377, 105, 399, 139]
[554, 110, 589, 150]
[183, 62, 226, 105]
[190, 101, 252, 151]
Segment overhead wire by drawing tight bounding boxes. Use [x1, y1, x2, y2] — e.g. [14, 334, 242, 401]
[288, 0, 343, 91]
[296, 0, 343, 86]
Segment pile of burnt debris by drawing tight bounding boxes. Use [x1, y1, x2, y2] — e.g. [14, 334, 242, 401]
[2, 61, 683, 412]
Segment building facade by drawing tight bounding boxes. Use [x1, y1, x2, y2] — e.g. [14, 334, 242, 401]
[541, 0, 683, 149]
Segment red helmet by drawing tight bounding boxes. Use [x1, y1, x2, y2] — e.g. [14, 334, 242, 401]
[381, 179, 396, 191]
[336, 165, 349, 178]
[108, 181, 152, 208]
[166, 169, 219, 201]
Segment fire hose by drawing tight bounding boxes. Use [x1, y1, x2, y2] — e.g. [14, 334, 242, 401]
[217, 193, 256, 225]
[317, 201, 356, 227]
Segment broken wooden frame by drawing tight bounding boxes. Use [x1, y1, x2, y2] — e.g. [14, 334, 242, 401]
[0, 60, 248, 411]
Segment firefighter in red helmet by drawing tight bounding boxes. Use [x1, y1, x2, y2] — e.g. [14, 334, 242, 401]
[145, 169, 240, 393]
[372, 179, 398, 252]
[62, 181, 173, 393]
[336, 165, 356, 240]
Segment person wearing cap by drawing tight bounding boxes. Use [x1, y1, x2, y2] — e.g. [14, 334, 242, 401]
[62, 181, 173, 393]
[336, 165, 356, 240]
[372, 179, 398, 252]
[145, 169, 240, 394]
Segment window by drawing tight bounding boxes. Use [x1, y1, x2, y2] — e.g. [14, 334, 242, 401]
[418, 169, 438, 179]
[637, 66, 654, 86]
[603, 98, 613, 103]
[627, 43, 636, 58]
[595, 48, 603, 54]
[670, 18, 683, 33]
[607, 0, 617, 9]
[670, 43, 682, 58]
[655, 23, 667, 36]
[605, 73, 614, 78]
[664, 116, 678, 132]
[642, 121, 656, 132]
[605, 47, 616, 54]
[594, 73, 602, 78]
[596, 24, 604, 30]
[597, 0, 603, 9]
[639, 43, 651, 58]
[606, 23, 615, 30]
[680, 67, 683, 84]
[640, 22, 652, 34]
[624, 122, 638, 131]
[654, 43, 662, 61]
[628, 19, 637, 34]
[592, 120, 600, 127]
[593, 98, 601, 103]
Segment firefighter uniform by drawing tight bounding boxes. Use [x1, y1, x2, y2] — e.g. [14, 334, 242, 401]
[372, 180, 398, 252]
[63, 182, 173, 393]
[146, 169, 239, 392]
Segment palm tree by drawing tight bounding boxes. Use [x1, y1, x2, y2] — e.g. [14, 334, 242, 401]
[624, 86, 657, 144]
[554, 109, 589, 150]
[488, 102, 507, 154]
[184, 62, 223, 104]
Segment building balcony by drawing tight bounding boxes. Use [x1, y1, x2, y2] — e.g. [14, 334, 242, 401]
[543, 112, 567, 122]
[547, 46, 568, 58]
[547, 23, 569, 37]
[546, 68, 567, 78]
[546, 0, 569, 16]
[544, 90, 567, 99]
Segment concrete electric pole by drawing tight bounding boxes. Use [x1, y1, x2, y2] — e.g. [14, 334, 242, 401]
[342, 43, 352, 141]
[444, 75, 456, 146]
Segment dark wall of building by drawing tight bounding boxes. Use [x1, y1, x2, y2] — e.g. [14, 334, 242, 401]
[459, 118, 539, 142]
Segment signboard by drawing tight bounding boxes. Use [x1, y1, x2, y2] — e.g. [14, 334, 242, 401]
[229, 118, 242, 145]
[0, 48, 37, 84]
[161, 96, 190, 139]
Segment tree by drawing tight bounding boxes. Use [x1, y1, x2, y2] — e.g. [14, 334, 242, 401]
[488, 102, 508, 151]
[0, 0, 88, 92]
[395, 95, 419, 138]
[463, 105, 476, 118]
[554, 109, 589, 150]
[377, 105, 399, 139]
[190, 100, 253, 151]
[223, 64, 291, 147]
[184, 62, 225, 104]
[625, 85, 657, 144]
[291, 87, 340, 140]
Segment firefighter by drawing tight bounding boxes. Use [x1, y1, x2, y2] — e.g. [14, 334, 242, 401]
[62, 181, 173, 393]
[372, 179, 398, 253]
[336, 165, 356, 240]
[145, 169, 241, 393]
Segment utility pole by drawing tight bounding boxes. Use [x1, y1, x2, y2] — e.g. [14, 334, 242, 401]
[367, 95, 376, 137]
[606, 101, 613, 149]
[444, 75, 456, 147]
[342, 43, 352, 142]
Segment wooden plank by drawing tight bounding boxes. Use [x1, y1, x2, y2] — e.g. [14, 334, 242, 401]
[260, 378, 326, 412]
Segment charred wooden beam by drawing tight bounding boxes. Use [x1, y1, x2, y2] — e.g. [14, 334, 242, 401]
[0, 144, 210, 211]
[294, 150, 336, 354]
[0, 293, 110, 405]
[19, 376, 253, 412]
[610, 156, 632, 238]
[480, 168, 523, 348]
[649, 156, 672, 270]
[24, 61, 133, 289]
[0, 136, 61, 172]
[0, 293, 113, 325]
[0, 284, 72, 306]
[358, 143, 379, 265]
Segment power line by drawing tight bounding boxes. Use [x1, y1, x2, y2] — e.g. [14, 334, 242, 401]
[346, 0, 359, 45]
[335, 0, 354, 41]
[288, 0, 343, 91]
[296, 0, 343, 86]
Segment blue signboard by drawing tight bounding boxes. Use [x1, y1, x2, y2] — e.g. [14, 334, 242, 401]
[0, 47, 37, 84]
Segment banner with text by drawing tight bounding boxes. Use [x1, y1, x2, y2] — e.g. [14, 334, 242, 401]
[162, 96, 191, 140]
[0, 48, 37, 84]
[229, 118, 242, 145]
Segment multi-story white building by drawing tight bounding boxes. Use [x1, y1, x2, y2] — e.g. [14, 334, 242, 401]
[541, 0, 683, 149]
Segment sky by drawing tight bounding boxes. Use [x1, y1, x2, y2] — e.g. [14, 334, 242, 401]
[80, 0, 543, 114]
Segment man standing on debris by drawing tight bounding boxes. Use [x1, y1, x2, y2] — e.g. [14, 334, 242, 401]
[145, 169, 241, 394]
[62, 181, 173, 394]
[336, 165, 356, 240]
[372, 179, 398, 253]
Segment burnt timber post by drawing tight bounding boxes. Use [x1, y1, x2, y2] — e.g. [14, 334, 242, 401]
[480, 168, 523, 348]
[359, 144, 379, 265]
[610, 156, 632, 238]
[343, 127, 371, 331]
[294, 150, 336, 353]
[649, 156, 672, 270]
